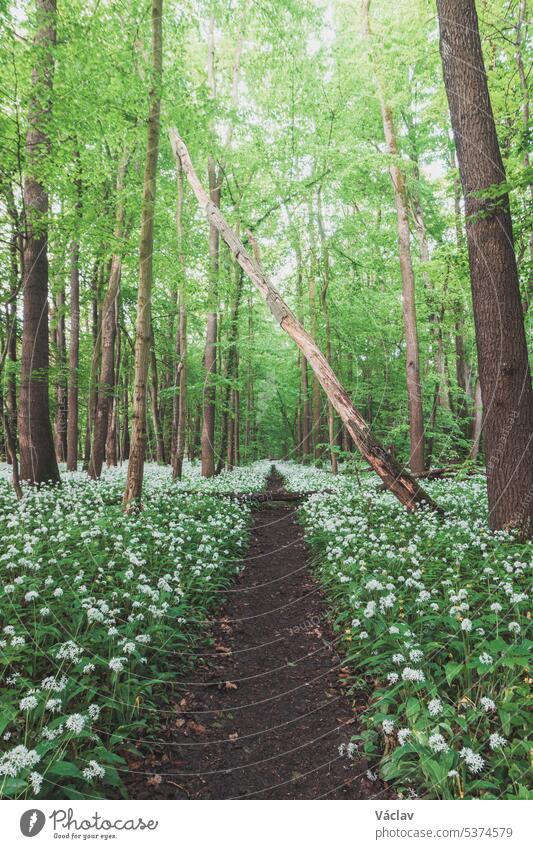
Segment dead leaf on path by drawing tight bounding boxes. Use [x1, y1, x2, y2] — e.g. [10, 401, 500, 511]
[188, 721, 207, 735]
[228, 732, 239, 742]
[127, 760, 141, 770]
[173, 696, 191, 712]
[147, 774, 162, 786]
[215, 644, 232, 655]
[175, 718, 186, 728]
[224, 681, 238, 690]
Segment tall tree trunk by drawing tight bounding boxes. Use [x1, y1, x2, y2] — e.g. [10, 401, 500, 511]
[362, 0, 424, 474]
[171, 163, 188, 479]
[469, 377, 483, 461]
[171, 128, 441, 513]
[88, 152, 128, 479]
[307, 199, 322, 457]
[450, 145, 471, 434]
[245, 294, 255, 461]
[317, 188, 338, 474]
[410, 167, 452, 421]
[19, 0, 60, 485]
[173, 298, 187, 478]
[121, 346, 130, 462]
[6, 203, 20, 460]
[201, 17, 220, 478]
[194, 404, 202, 461]
[294, 230, 311, 457]
[234, 375, 240, 465]
[437, 0, 533, 535]
[83, 264, 101, 469]
[149, 337, 166, 463]
[106, 312, 120, 467]
[87, 269, 118, 478]
[54, 287, 67, 461]
[217, 263, 244, 473]
[67, 150, 81, 472]
[515, 0, 533, 302]
[227, 389, 235, 470]
[123, 0, 163, 508]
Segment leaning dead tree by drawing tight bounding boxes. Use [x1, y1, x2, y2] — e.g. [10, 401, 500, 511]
[169, 128, 442, 514]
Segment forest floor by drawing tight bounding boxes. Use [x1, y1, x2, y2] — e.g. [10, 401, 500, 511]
[125, 469, 387, 800]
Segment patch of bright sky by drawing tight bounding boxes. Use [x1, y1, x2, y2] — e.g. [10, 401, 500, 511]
[306, 1, 335, 82]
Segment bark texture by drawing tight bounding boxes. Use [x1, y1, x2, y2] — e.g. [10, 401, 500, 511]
[18, 0, 60, 485]
[66, 238, 80, 470]
[123, 0, 163, 509]
[437, 0, 533, 534]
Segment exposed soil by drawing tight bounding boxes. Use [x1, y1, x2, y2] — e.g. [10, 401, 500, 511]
[126, 469, 388, 800]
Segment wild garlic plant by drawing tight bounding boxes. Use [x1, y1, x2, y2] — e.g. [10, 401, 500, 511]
[278, 464, 532, 800]
[0, 462, 271, 799]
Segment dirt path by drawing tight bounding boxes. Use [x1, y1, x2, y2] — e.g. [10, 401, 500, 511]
[127, 470, 387, 800]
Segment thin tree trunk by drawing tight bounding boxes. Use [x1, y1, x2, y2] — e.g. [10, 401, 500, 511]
[123, 0, 163, 509]
[2, 410, 22, 499]
[201, 17, 220, 478]
[410, 172, 452, 420]
[307, 199, 322, 457]
[121, 346, 130, 461]
[437, 0, 533, 535]
[449, 146, 471, 441]
[173, 299, 187, 478]
[170, 128, 441, 513]
[362, 0, 424, 474]
[106, 311, 120, 467]
[53, 288, 67, 461]
[234, 376, 240, 465]
[171, 164, 188, 479]
[83, 264, 101, 469]
[6, 208, 19, 461]
[88, 262, 119, 478]
[67, 150, 81, 472]
[294, 231, 311, 457]
[18, 0, 60, 485]
[218, 262, 244, 472]
[317, 187, 338, 474]
[227, 389, 235, 470]
[245, 294, 254, 461]
[149, 337, 166, 463]
[469, 377, 483, 461]
[191, 403, 201, 460]
[88, 152, 128, 478]
[344, 352, 354, 452]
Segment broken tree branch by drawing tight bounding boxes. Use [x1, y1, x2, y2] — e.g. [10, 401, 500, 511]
[168, 127, 442, 515]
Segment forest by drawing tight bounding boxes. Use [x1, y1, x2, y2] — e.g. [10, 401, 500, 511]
[0, 0, 531, 802]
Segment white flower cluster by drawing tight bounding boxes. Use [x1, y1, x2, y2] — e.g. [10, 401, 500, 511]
[287, 463, 531, 797]
[0, 461, 268, 797]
